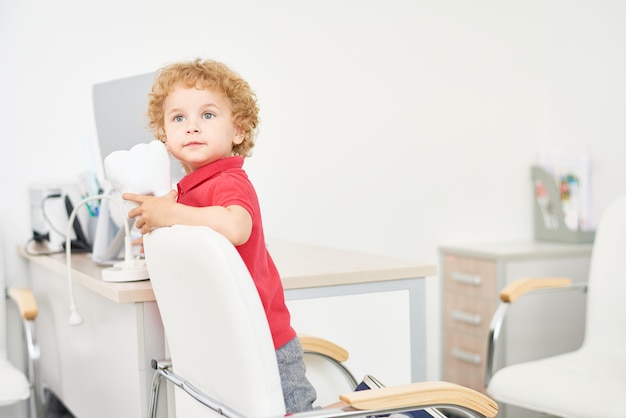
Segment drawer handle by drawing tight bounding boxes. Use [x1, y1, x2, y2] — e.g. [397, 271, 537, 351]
[451, 272, 482, 286]
[451, 348, 481, 365]
[452, 309, 482, 325]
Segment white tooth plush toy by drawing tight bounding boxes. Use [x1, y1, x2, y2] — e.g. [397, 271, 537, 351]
[104, 140, 173, 222]
[93, 140, 172, 274]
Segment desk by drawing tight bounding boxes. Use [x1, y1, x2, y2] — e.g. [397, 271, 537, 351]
[20, 240, 435, 418]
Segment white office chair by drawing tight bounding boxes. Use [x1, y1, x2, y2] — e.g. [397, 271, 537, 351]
[485, 195, 626, 418]
[1, 232, 42, 418]
[143, 224, 497, 418]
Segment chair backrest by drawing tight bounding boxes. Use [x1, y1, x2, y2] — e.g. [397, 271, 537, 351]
[582, 195, 626, 353]
[143, 225, 286, 418]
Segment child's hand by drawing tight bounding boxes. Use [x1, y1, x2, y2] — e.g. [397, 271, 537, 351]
[123, 190, 178, 234]
[131, 236, 145, 255]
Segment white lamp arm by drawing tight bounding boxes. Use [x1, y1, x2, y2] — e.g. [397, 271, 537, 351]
[65, 194, 132, 326]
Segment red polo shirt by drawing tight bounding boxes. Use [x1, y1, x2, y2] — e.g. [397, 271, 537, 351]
[177, 156, 295, 349]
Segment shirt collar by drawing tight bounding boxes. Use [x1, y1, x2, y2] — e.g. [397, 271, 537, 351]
[178, 156, 244, 194]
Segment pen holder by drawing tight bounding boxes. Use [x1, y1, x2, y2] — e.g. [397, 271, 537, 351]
[532, 166, 595, 244]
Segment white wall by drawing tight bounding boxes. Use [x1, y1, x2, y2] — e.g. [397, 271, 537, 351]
[1, 0, 625, 406]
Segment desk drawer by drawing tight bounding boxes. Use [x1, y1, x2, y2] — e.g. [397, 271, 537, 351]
[443, 255, 497, 297]
[443, 332, 487, 393]
[444, 293, 497, 336]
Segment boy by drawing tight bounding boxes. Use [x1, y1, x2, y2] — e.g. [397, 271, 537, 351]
[123, 58, 316, 413]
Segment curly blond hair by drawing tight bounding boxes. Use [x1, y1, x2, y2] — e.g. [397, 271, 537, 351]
[147, 59, 259, 157]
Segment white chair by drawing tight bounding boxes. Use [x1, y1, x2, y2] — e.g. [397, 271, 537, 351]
[485, 195, 626, 418]
[143, 224, 498, 418]
[1, 232, 42, 418]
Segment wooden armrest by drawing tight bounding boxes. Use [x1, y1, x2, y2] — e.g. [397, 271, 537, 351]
[299, 335, 349, 363]
[500, 277, 572, 303]
[7, 287, 39, 320]
[339, 381, 498, 418]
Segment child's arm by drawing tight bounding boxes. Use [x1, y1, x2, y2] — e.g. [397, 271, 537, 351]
[123, 191, 252, 246]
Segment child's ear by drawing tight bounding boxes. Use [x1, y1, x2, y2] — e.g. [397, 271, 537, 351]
[233, 129, 245, 145]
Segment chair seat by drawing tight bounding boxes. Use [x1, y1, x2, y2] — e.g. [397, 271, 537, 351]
[0, 358, 30, 406]
[488, 348, 626, 418]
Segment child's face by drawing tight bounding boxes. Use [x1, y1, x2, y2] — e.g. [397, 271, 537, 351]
[162, 84, 243, 173]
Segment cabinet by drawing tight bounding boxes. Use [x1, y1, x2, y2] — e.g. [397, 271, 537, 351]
[440, 241, 592, 402]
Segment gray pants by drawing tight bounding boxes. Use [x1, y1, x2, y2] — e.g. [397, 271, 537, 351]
[276, 337, 317, 413]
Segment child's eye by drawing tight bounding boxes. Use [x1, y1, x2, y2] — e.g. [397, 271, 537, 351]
[202, 112, 215, 120]
[173, 115, 185, 122]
